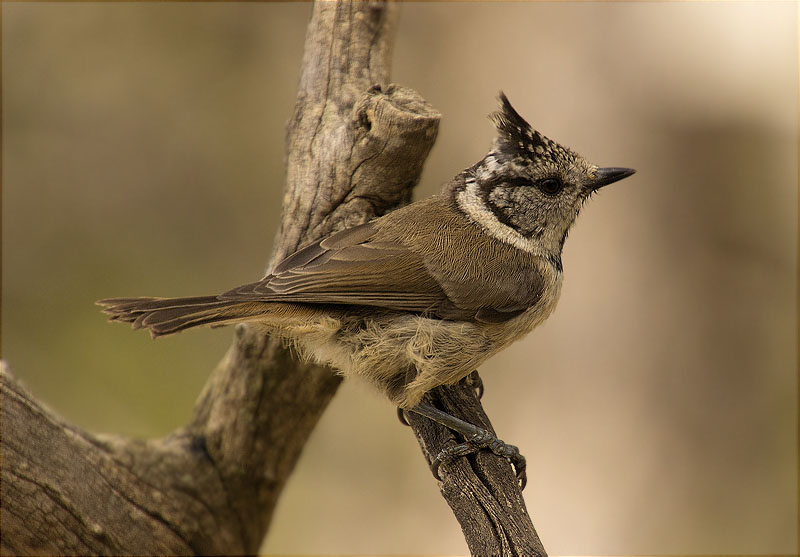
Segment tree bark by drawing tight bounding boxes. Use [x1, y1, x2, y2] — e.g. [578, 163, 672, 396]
[406, 380, 547, 556]
[1, 2, 545, 555]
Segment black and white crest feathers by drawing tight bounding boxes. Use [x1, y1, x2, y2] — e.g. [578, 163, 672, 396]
[490, 92, 576, 165]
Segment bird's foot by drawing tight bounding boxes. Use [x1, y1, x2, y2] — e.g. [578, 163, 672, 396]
[409, 401, 526, 489]
[431, 429, 526, 489]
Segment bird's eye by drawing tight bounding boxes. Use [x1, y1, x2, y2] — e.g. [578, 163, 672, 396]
[537, 177, 563, 195]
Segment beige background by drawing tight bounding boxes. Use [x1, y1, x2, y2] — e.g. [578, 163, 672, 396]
[2, 2, 797, 555]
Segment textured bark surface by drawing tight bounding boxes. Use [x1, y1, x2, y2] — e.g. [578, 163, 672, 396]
[1, 2, 545, 555]
[406, 379, 547, 556]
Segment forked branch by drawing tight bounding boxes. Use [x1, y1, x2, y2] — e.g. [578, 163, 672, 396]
[0, 3, 544, 555]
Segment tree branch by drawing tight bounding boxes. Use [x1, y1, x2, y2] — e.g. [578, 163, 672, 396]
[407, 380, 547, 556]
[1, 2, 546, 555]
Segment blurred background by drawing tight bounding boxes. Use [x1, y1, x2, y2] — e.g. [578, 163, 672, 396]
[2, 2, 796, 555]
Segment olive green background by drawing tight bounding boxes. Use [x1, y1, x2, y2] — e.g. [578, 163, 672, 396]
[3, 3, 797, 554]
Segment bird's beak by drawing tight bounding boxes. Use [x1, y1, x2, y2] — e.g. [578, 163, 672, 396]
[589, 167, 636, 191]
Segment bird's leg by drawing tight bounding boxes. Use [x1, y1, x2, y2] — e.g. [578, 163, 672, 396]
[399, 370, 480, 425]
[408, 401, 526, 489]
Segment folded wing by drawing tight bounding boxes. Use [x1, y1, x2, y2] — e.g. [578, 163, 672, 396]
[220, 222, 448, 315]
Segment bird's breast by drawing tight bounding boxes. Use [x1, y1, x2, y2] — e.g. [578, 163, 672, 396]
[487, 269, 563, 345]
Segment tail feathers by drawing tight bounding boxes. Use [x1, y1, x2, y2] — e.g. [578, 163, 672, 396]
[97, 296, 269, 337]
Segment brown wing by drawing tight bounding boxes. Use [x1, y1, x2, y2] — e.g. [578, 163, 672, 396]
[220, 199, 546, 323]
[219, 222, 449, 315]
[422, 239, 546, 323]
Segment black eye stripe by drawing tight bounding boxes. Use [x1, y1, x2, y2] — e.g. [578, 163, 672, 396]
[495, 176, 564, 195]
[504, 177, 533, 188]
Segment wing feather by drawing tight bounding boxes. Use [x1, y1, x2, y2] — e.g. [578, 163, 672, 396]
[220, 222, 446, 314]
[220, 201, 546, 323]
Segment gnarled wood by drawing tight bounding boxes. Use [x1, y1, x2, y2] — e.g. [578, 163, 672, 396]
[1, 2, 545, 555]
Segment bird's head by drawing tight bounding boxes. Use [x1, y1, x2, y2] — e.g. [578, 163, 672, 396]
[452, 93, 635, 266]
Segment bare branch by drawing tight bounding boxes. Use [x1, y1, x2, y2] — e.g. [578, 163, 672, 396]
[1, 2, 546, 555]
[407, 380, 547, 556]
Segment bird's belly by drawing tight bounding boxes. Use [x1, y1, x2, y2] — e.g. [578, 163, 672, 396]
[285, 277, 562, 408]
[316, 313, 492, 407]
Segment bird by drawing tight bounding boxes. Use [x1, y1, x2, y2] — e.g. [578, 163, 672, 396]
[98, 93, 635, 486]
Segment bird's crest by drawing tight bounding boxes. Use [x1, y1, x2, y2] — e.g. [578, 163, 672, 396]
[490, 93, 576, 165]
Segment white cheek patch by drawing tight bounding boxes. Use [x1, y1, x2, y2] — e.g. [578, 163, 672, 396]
[456, 179, 541, 255]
